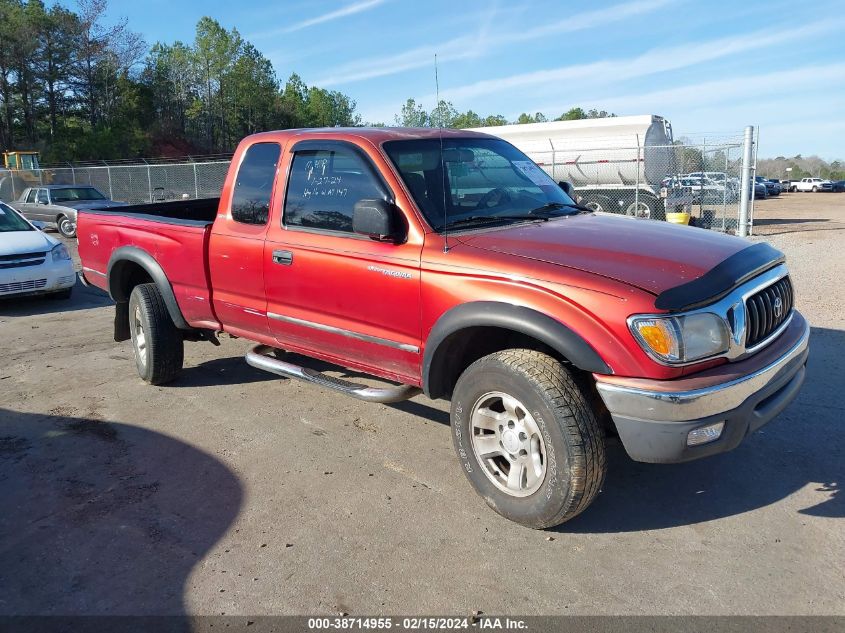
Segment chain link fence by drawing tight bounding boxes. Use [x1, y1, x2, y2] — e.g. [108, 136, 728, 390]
[0, 130, 757, 236]
[522, 136, 748, 232]
[0, 161, 231, 205]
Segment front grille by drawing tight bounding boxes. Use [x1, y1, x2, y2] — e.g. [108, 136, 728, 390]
[745, 276, 793, 348]
[0, 251, 47, 269]
[0, 278, 47, 294]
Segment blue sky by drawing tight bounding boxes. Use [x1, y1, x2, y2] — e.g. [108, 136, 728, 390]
[81, 0, 843, 158]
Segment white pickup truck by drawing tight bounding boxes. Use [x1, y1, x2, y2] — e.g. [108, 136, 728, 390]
[790, 177, 833, 193]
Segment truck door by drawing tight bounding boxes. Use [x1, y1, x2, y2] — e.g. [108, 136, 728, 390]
[264, 140, 423, 383]
[208, 142, 282, 341]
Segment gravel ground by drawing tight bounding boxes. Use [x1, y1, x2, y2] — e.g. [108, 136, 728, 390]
[0, 195, 842, 617]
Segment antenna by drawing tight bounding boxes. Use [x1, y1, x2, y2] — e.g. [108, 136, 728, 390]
[435, 53, 449, 253]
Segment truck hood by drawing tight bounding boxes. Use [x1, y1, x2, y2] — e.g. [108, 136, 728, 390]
[0, 229, 57, 256]
[459, 212, 749, 296]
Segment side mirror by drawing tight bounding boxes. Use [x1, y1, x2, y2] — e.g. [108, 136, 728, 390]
[38, 199, 49, 205]
[353, 199, 399, 241]
[558, 181, 576, 198]
[31, 220, 47, 230]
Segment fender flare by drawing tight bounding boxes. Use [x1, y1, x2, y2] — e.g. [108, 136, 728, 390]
[107, 246, 191, 331]
[422, 301, 612, 399]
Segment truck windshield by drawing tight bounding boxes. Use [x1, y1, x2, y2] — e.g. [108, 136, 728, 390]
[50, 187, 107, 202]
[384, 138, 579, 231]
[0, 203, 34, 232]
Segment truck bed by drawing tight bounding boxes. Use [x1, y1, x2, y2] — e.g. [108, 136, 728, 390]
[77, 198, 220, 329]
[82, 197, 220, 226]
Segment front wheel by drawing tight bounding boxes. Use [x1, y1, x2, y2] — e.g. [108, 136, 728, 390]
[57, 215, 76, 238]
[812, 186, 818, 192]
[128, 283, 184, 385]
[451, 349, 606, 528]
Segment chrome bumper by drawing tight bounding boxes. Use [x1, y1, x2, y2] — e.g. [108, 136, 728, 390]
[595, 312, 809, 463]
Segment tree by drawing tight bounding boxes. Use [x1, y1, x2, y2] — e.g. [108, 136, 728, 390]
[75, 0, 145, 128]
[394, 98, 429, 127]
[39, 4, 80, 141]
[0, 3, 366, 162]
[516, 112, 547, 124]
[430, 100, 458, 128]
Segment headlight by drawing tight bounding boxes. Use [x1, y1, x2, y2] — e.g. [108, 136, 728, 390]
[630, 312, 730, 364]
[52, 243, 71, 262]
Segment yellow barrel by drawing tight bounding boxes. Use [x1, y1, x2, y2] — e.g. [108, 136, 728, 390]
[666, 211, 691, 225]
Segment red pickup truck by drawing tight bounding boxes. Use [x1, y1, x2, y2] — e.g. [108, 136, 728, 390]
[77, 128, 809, 528]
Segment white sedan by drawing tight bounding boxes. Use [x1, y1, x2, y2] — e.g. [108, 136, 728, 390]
[0, 202, 75, 300]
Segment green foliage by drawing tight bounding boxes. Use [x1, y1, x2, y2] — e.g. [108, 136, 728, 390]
[757, 155, 845, 181]
[0, 0, 365, 161]
[555, 107, 615, 121]
[394, 98, 429, 127]
[391, 99, 615, 129]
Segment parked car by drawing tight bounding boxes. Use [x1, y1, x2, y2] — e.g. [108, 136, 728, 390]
[77, 127, 808, 529]
[775, 179, 793, 192]
[791, 177, 833, 193]
[686, 171, 741, 197]
[755, 176, 780, 196]
[830, 180, 845, 192]
[0, 202, 75, 300]
[753, 181, 768, 199]
[13, 185, 127, 238]
[661, 176, 728, 204]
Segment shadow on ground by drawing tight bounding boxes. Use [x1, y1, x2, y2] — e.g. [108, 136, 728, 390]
[0, 408, 243, 616]
[561, 326, 843, 533]
[172, 356, 278, 388]
[0, 279, 112, 317]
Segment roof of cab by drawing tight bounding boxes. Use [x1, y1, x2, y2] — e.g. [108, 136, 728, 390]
[243, 126, 496, 145]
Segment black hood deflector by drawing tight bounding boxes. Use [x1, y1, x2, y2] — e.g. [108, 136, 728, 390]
[655, 242, 785, 312]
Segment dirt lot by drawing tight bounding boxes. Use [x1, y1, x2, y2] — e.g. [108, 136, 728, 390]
[1, 194, 843, 616]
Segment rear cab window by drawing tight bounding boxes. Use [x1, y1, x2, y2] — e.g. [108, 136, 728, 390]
[231, 142, 282, 225]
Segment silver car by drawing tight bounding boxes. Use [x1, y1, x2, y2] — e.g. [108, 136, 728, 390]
[13, 185, 127, 238]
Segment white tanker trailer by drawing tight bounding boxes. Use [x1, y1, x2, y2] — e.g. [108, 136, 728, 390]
[468, 114, 689, 220]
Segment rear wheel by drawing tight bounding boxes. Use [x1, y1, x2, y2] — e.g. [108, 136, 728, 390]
[128, 283, 184, 385]
[450, 349, 606, 528]
[57, 215, 76, 238]
[625, 200, 652, 219]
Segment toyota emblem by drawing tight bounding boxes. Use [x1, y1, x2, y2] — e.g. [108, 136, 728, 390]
[773, 296, 783, 318]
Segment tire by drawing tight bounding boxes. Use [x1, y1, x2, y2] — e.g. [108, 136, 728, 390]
[57, 215, 76, 238]
[581, 195, 613, 214]
[128, 283, 184, 385]
[624, 200, 652, 219]
[48, 287, 73, 300]
[812, 186, 818, 192]
[450, 349, 606, 529]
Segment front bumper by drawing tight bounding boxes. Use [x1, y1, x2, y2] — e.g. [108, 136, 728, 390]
[595, 312, 809, 463]
[0, 259, 76, 298]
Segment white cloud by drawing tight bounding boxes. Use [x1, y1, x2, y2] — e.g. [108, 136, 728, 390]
[436, 19, 843, 103]
[313, 0, 675, 87]
[253, 0, 387, 38]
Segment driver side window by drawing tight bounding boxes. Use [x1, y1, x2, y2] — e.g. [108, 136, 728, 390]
[284, 147, 387, 234]
[36, 190, 49, 204]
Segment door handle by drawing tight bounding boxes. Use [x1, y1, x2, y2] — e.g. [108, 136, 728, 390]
[272, 250, 293, 265]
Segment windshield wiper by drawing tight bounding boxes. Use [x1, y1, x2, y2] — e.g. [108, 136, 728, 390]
[441, 214, 550, 231]
[528, 201, 592, 215]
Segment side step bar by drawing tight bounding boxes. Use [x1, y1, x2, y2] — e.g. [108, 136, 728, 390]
[245, 345, 422, 404]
